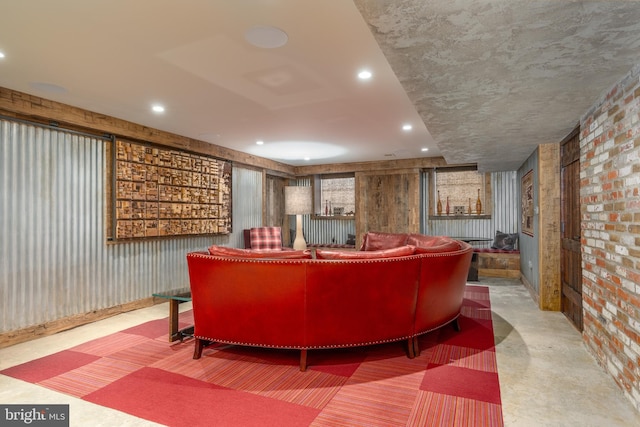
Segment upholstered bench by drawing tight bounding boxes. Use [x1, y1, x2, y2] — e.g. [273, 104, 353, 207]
[473, 248, 521, 278]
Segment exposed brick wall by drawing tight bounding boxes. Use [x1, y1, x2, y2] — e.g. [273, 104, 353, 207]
[580, 63, 640, 412]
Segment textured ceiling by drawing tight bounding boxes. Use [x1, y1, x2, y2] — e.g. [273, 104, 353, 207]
[1, 1, 640, 171]
[355, 0, 640, 171]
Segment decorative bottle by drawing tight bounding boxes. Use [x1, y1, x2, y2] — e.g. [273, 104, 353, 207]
[476, 189, 482, 215]
[325, 200, 329, 216]
[468, 198, 472, 215]
[437, 191, 443, 215]
[446, 196, 450, 215]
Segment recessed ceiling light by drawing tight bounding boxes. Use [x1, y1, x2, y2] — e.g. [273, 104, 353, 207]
[256, 140, 264, 145]
[358, 70, 372, 80]
[152, 105, 165, 113]
[421, 147, 429, 152]
[245, 25, 288, 49]
[304, 157, 311, 161]
[0, 52, 5, 59]
[402, 124, 412, 131]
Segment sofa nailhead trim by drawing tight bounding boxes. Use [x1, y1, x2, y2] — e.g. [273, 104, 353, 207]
[193, 335, 415, 350]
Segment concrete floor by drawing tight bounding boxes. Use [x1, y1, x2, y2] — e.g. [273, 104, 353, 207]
[1, 277, 639, 426]
[489, 278, 639, 426]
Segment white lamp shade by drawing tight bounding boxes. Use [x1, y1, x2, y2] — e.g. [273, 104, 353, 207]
[285, 186, 312, 215]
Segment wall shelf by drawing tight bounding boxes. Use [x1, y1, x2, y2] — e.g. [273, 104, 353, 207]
[431, 215, 492, 220]
[311, 215, 356, 221]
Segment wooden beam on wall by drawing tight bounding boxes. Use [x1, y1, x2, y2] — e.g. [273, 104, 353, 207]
[538, 143, 562, 310]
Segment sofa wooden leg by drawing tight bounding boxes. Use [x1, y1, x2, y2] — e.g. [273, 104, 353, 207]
[413, 336, 421, 357]
[193, 338, 204, 359]
[300, 349, 308, 372]
[452, 318, 461, 332]
[407, 338, 415, 359]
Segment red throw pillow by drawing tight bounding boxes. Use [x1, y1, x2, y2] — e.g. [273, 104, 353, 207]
[413, 240, 461, 253]
[360, 231, 409, 251]
[316, 245, 416, 260]
[407, 234, 458, 248]
[208, 245, 312, 259]
[407, 234, 438, 247]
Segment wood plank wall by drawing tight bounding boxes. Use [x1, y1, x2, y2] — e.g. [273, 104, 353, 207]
[355, 169, 421, 247]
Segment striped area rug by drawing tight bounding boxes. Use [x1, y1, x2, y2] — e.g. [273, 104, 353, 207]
[1, 285, 502, 426]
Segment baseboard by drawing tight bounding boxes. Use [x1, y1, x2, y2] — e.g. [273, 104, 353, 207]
[521, 274, 540, 306]
[0, 297, 155, 349]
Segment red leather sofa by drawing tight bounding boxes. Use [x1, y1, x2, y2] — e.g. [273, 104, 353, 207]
[186, 232, 473, 371]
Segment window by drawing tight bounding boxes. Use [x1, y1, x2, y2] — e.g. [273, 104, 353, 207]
[312, 174, 355, 217]
[433, 167, 487, 216]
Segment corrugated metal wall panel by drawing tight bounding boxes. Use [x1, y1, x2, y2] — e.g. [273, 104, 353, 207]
[303, 218, 356, 246]
[0, 119, 245, 333]
[428, 218, 493, 242]
[230, 167, 263, 247]
[492, 171, 519, 234]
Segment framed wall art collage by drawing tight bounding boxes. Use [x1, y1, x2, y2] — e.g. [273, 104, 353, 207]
[111, 139, 232, 241]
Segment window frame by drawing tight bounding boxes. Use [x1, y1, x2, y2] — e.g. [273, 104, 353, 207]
[311, 173, 356, 219]
[430, 166, 492, 219]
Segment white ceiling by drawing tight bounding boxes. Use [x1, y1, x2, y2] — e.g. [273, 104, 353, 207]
[1, 1, 640, 171]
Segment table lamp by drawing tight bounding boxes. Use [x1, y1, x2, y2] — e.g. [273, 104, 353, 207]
[285, 186, 312, 250]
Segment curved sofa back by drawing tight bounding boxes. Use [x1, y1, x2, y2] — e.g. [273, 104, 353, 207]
[186, 237, 472, 350]
[304, 256, 422, 348]
[187, 255, 308, 348]
[415, 249, 473, 334]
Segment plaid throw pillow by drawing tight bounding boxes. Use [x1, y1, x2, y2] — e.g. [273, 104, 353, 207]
[249, 227, 282, 250]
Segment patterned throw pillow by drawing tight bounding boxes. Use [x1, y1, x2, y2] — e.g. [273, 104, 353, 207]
[249, 227, 282, 250]
[407, 234, 456, 248]
[491, 231, 519, 251]
[413, 240, 461, 253]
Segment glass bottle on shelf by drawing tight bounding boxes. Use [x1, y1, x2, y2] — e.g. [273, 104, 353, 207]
[437, 191, 443, 215]
[476, 189, 482, 214]
[446, 196, 450, 215]
[468, 198, 472, 215]
[325, 200, 329, 216]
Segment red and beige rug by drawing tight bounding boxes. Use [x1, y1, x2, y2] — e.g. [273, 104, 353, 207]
[1, 285, 502, 426]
